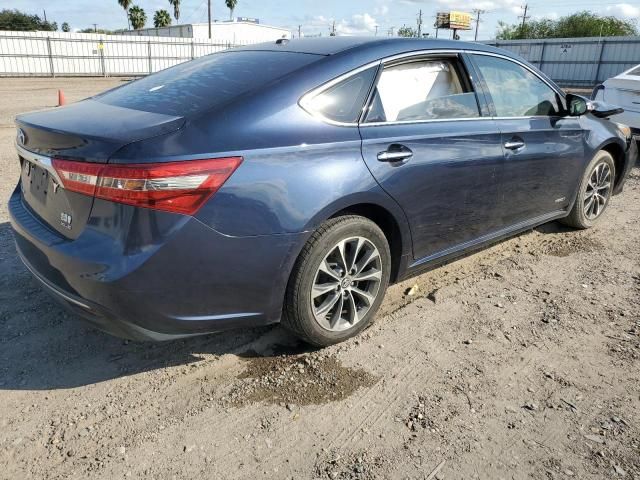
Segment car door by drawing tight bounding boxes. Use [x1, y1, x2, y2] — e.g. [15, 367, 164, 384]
[469, 53, 585, 226]
[359, 52, 505, 263]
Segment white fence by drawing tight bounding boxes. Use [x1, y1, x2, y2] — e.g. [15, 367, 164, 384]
[0, 31, 250, 77]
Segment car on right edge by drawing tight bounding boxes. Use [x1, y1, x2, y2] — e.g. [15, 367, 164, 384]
[592, 64, 640, 136]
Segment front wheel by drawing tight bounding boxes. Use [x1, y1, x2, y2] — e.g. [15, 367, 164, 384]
[561, 150, 615, 229]
[283, 215, 391, 346]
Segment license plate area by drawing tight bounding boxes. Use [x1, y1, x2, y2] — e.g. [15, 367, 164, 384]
[23, 160, 50, 204]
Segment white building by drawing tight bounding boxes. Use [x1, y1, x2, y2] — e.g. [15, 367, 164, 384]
[121, 19, 291, 44]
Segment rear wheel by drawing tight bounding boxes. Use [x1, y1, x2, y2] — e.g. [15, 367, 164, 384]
[561, 150, 615, 229]
[283, 215, 391, 346]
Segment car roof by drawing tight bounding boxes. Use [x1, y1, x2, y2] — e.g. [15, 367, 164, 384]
[236, 36, 511, 58]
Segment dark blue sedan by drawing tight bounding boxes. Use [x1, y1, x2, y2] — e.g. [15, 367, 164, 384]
[9, 37, 637, 346]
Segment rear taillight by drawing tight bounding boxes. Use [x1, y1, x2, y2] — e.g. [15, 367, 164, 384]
[53, 157, 242, 215]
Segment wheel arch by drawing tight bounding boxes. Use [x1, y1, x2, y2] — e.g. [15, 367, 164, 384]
[298, 193, 413, 284]
[598, 140, 627, 193]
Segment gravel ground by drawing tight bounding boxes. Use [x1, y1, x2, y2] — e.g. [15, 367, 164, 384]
[0, 78, 639, 480]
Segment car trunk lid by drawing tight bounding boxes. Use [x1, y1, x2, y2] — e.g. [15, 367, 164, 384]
[16, 100, 184, 239]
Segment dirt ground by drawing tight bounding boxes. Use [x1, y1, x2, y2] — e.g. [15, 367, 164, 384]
[0, 78, 639, 480]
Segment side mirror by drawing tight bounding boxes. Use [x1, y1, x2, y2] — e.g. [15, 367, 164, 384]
[565, 93, 588, 116]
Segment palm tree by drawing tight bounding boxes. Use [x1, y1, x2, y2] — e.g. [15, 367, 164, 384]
[118, 0, 132, 29]
[225, 0, 238, 21]
[154, 9, 172, 28]
[128, 5, 147, 30]
[168, 0, 180, 22]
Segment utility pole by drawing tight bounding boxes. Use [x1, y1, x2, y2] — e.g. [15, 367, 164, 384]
[388, 26, 395, 36]
[374, 25, 379, 36]
[93, 23, 98, 33]
[473, 9, 486, 41]
[298, 25, 302, 38]
[208, 0, 212, 39]
[519, 4, 529, 30]
[330, 20, 336, 36]
[43, 9, 47, 22]
[417, 9, 423, 37]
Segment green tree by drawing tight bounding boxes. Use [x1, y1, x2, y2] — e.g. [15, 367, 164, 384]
[118, 0, 132, 29]
[0, 9, 58, 31]
[168, 0, 180, 21]
[226, 0, 238, 21]
[128, 5, 146, 30]
[496, 11, 638, 39]
[154, 9, 172, 28]
[61, 22, 70, 32]
[397, 25, 416, 37]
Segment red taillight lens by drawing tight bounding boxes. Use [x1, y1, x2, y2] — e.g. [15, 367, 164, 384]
[53, 157, 242, 215]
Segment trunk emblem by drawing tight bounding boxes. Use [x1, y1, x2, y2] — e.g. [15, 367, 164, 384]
[17, 128, 26, 146]
[60, 212, 72, 229]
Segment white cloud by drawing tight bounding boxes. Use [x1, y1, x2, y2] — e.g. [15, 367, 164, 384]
[531, 12, 560, 20]
[433, 0, 521, 15]
[337, 13, 379, 35]
[307, 13, 380, 36]
[606, 4, 640, 18]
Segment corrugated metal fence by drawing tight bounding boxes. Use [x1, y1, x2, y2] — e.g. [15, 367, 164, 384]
[3, 32, 640, 86]
[0, 31, 249, 77]
[485, 36, 640, 88]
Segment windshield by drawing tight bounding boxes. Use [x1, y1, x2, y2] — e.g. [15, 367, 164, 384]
[627, 65, 640, 76]
[95, 50, 319, 116]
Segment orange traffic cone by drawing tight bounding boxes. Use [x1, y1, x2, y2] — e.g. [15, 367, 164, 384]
[57, 90, 66, 107]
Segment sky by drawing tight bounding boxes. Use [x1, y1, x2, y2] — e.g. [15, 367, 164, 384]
[10, 0, 640, 41]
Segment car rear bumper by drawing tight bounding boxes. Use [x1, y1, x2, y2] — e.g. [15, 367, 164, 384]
[8, 187, 305, 341]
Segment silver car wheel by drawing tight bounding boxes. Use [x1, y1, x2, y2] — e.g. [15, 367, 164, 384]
[311, 236, 382, 332]
[584, 162, 612, 220]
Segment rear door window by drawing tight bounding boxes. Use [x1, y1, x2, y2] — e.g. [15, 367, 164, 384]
[95, 50, 319, 116]
[364, 59, 480, 123]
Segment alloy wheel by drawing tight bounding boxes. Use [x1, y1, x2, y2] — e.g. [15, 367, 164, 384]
[311, 236, 383, 332]
[584, 162, 612, 220]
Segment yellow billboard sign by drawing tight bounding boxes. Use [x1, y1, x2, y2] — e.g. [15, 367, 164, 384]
[436, 11, 472, 30]
[449, 11, 471, 29]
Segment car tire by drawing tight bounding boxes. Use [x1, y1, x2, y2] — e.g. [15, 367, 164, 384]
[283, 215, 391, 346]
[560, 150, 615, 229]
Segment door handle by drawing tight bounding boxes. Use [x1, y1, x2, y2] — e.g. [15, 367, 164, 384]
[504, 139, 525, 150]
[377, 145, 413, 162]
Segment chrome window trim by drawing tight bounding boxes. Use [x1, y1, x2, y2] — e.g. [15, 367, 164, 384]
[361, 117, 491, 127]
[299, 48, 567, 128]
[16, 143, 64, 185]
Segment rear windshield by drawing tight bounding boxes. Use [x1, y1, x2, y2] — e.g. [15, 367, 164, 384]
[95, 50, 318, 116]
